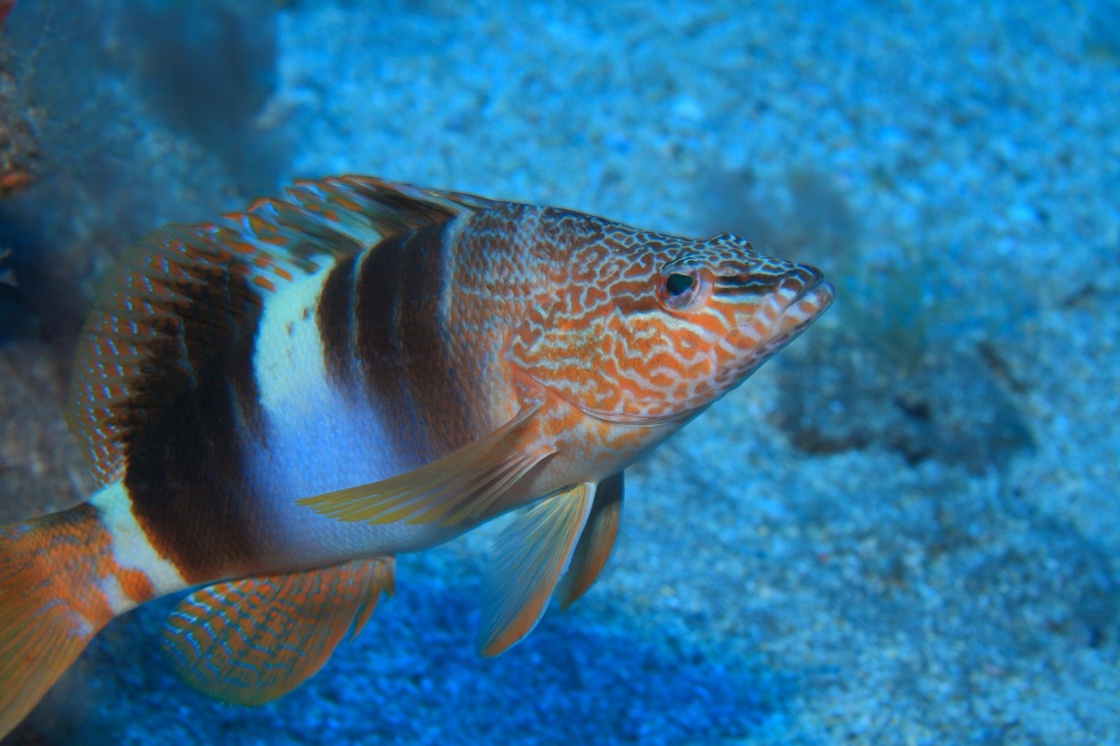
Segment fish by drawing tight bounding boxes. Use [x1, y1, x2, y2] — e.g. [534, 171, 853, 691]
[0, 176, 832, 736]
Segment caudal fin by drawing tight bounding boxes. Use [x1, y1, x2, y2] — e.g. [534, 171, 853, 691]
[0, 504, 122, 739]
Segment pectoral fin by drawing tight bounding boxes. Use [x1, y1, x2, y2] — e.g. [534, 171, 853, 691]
[161, 558, 394, 706]
[478, 483, 594, 657]
[556, 471, 624, 609]
[297, 397, 553, 527]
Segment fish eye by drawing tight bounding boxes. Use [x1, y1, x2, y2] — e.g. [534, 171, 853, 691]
[657, 266, 713, 312]
[665, 273, 694, 297]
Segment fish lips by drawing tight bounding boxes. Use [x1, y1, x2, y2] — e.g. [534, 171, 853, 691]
[740, 274, 834, 366]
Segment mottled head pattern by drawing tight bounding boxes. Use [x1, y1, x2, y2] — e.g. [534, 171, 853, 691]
[488, 208, 833, 424]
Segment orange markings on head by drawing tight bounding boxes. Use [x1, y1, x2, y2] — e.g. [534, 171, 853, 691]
[643, 351, 688, 376]
[713, 342, 737, 364]
[621, 262, 653, 280]
[584, 286, 608, 307]
[691, 313, 731, 338]
[613, 376, 647, 399]
[594, 385, 623, 410]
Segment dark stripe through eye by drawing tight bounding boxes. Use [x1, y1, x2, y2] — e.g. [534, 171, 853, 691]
[665, 273, 695, 296]
[714, 275, 778, 293]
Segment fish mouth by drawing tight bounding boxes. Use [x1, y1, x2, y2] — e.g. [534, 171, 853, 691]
[775, 275, 834, 337]
[737, 272, 834, 365]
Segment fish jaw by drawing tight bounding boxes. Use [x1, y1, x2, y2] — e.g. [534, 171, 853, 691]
[729, 270, 835, 373]
[689, 263, 833, 411]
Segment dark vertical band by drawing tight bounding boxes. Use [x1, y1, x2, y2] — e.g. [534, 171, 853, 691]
[395, 222, 475, 455]
[354, 233, 424, 458]
[353, 222, 480, 466]
[123, 266, 264, 583]
[316, 252, 359, 387]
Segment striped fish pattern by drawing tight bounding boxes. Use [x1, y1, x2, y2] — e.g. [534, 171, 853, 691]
[0, 177, 833, 737]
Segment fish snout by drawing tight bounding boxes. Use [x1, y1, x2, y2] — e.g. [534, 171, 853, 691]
[770, 263, 833, 341]
[719, 260, 833, 357]
[780, 262, 830, 309]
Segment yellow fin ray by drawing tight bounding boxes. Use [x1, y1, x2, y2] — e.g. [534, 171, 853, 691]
[556, 471, 624, 610]
[160, 558, 394, 706]
[477, 483, 594, 657]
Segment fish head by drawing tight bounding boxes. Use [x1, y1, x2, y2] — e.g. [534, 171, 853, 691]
[509, 213, 834, 426]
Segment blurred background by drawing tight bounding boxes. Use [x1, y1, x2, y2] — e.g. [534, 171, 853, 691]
[0, 0, 1118, 743]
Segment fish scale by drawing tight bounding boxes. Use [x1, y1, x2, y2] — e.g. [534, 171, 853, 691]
[0, 176, 832, 739]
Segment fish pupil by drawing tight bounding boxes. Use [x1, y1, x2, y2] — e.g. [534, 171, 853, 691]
[665, 273, 695, 297]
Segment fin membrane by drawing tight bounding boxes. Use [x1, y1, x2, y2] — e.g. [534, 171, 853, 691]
[68, 176, 497, 486]
[478, 483, 594, 657]
[556, 471, 624, 609]
[297, 397, 553, 528]
[161, 557, 394, 706]
[0, 508, 115, 741]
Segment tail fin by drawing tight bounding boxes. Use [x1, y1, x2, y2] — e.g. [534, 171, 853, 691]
[0, 504, 121, 739]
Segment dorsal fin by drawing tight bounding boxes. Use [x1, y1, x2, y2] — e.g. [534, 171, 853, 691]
[67, 177, 497, 485]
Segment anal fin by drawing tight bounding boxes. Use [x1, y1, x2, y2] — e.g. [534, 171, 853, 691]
[161, 557, 394, 706]
[556, 471, 624, 610]
[478, 483, 594, 657]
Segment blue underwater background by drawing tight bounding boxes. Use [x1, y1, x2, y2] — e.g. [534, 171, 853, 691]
[1, 0, 1119, 744]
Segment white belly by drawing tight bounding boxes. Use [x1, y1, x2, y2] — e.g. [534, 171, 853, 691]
[248, 265, 461, 569]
